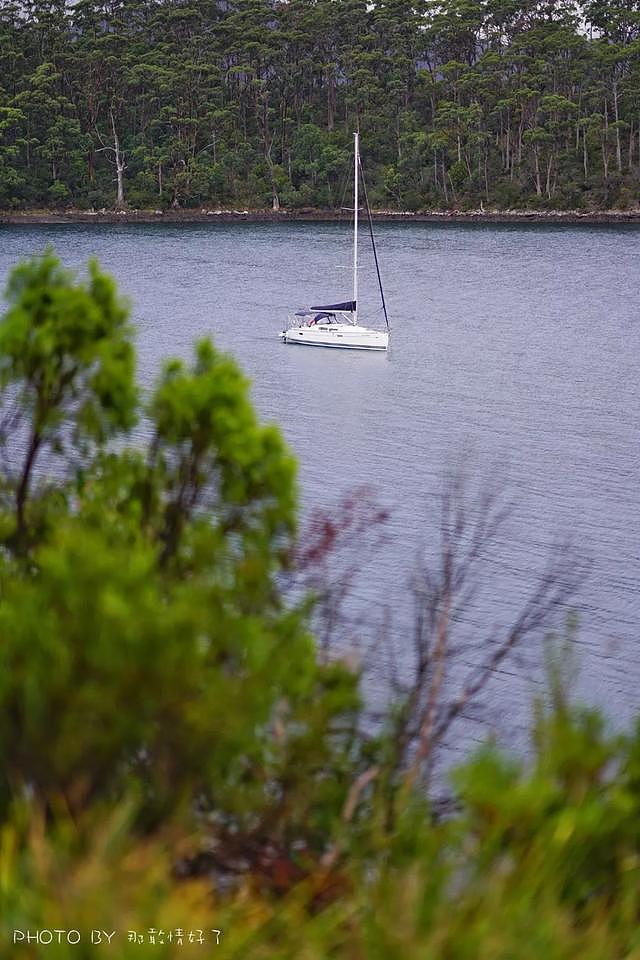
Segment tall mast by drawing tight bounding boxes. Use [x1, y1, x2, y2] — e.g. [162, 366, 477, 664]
[353, 131, 359, 326]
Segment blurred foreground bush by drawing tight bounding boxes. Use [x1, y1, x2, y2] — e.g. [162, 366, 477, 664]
[1, 252, 639, 958]
[4, 704, 640, 959]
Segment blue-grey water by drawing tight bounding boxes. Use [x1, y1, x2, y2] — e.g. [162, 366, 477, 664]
[1, 221, 638, 760]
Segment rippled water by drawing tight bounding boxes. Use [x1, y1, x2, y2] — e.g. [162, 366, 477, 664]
[1, 221, 639, 754]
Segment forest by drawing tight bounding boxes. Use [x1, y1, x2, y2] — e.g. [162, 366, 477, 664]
[1, 0, 640, 212]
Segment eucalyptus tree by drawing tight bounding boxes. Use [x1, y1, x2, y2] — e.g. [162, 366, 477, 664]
[0, 0, 639, 209]
[0, 250, 362, 843]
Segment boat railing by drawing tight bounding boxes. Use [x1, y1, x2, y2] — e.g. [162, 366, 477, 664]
[288, 310, 356, 328]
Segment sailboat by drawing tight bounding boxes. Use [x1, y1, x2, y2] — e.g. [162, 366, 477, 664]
[279, 132, 390, 351]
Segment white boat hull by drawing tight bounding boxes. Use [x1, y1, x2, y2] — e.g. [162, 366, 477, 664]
[280, 323, 389, 351]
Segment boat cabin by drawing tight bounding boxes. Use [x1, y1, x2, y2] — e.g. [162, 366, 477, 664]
[307, 312, 339, 326]
[293, 302, 356, 328]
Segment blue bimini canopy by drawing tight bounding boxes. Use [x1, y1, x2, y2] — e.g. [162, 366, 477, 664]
[309, 300, 356, 312]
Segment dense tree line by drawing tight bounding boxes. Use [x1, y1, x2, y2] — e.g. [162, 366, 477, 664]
[1, 1, 640, 211]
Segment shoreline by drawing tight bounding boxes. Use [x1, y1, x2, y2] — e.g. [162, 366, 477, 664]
[2, 207, 640, 226]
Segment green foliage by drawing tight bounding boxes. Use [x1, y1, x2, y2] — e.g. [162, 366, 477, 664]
[0, 250, 361, 844]
[1, 2, 640, 210]
[0, 249, 136, 441]
[0, 248, 137, 546]
[4, 681, 640, 957]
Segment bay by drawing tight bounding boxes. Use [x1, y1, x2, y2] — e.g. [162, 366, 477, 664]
[1, 220, 638, 757]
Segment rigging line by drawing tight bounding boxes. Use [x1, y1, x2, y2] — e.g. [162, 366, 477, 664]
[358, 155, 390, 331]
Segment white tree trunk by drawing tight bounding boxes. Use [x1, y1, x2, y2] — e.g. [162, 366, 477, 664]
[613, 81, 622, 172]
[111, 110, 126, 209]
[534, 145, 542, 196]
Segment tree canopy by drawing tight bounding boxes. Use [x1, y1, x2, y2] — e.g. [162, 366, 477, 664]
[0, 248, 362, 843]
[1, 1, 640, 212]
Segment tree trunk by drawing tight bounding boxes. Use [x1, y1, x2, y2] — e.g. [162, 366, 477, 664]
[583, 127, 588, 180]
[258, 97, 279, 211]
[613, 81, 622, 172]
[110, 110, 126, 209]
[517, 118, 524, 163]
[602, 100, 610, 185]
[115, 158, 126, 208]
[16, 428, 42, 541]
[534, 145, 542, 196]
[326, 69, 335, 131]
[484, 146, 490, 201]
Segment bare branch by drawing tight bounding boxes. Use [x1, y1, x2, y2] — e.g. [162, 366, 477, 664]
[393, 467, 583, 796]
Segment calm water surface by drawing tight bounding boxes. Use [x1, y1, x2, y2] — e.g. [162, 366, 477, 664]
[1, 221, 638, 755]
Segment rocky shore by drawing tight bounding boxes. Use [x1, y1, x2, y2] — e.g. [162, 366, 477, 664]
[2, 207, 640, 225]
